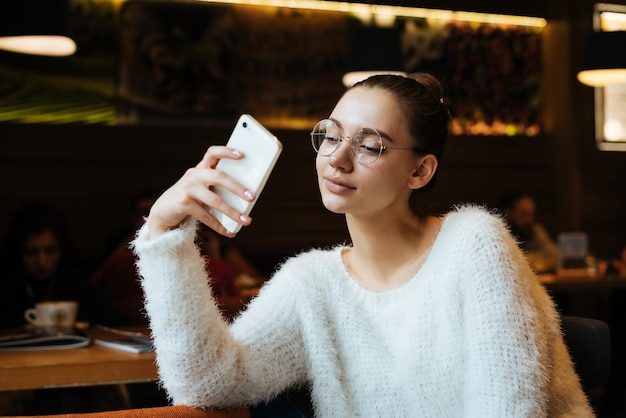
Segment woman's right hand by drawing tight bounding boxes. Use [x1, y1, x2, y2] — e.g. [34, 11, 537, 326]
[145, 146, 256, 239]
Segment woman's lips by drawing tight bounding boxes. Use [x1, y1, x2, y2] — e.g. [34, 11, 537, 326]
[324, 177, 355, 193]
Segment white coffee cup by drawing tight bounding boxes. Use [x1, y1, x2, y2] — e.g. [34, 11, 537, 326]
[24, 301, 79, 328]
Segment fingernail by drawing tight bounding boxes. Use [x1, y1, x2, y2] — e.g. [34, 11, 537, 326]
[232, 149, 242, 157]
[244, 190, 254, 200]
[240, 214, 251, 223]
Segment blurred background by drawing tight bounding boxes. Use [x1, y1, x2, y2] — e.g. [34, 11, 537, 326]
[0, 0, 624, 279]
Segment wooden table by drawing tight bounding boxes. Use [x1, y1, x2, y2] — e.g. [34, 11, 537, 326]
[538, 271, 626, 292]
[0, 327, 158, 391]
[539, 271, 626, 319]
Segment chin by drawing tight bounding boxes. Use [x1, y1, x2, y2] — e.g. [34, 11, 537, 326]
[321, 195, 348, 214]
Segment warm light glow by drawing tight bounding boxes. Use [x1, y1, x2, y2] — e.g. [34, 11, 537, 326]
[604, 118, 626, 141]
[342, 70, 407, 87]
[0, 35, 76, 56]
[600, 11, 626, 31]
[193, 0, 547, 28]
[373, 12, 396, 27]
[577, 68, 626, 87]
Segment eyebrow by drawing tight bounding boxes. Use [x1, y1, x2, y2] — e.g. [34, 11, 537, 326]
[328, 117, 396, 143]
[376, 129, 395, 143]
[328, 117, 342, 128]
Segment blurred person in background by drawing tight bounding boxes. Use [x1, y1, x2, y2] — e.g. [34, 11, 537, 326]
[499, 190, 558, 274]
[0, 200, 88, 329]
[91, 212, 263, 327]
[0, 200, 125, 414]
[91, 190, 263, 326]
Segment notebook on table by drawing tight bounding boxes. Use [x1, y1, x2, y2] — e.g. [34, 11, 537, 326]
[0, 325, 90, 351]
[92, 325, 154, 353]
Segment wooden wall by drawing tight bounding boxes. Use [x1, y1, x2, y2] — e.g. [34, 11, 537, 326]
[0, 123, 556, 276]
[20, 131, 543, 276]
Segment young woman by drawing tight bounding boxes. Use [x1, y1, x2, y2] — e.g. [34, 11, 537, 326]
[133, 73, 594, 416]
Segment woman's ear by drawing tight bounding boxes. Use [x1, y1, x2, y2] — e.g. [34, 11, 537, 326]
[408, 155, 438, 190]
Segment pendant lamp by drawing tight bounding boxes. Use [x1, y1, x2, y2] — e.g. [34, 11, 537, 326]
[0, 0, 76, 57]
[577, 30, 626, 87]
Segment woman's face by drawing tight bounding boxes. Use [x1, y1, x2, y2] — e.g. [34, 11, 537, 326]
[316, 86, 422, 216]
[21, 229, 61, 280]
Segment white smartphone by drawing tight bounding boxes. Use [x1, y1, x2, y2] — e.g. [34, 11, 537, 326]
[210, 114, 282, 234]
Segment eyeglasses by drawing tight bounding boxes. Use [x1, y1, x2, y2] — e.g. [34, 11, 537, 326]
[310, 119, 423, 164]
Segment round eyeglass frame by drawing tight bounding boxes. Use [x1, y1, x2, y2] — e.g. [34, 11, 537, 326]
[310, 119, 423, 164]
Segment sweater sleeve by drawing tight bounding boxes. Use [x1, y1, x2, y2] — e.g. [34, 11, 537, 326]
[447, 207, 557, 417]
[132, 220, 307, 408]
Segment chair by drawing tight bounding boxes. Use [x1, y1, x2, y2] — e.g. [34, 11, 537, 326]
[561, 315, 611, 392]
[249, 398, 307, 418]
[10, 405, 250, 418]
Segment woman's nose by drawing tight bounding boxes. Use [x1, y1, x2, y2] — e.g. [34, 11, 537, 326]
[329, 138, 354, 170]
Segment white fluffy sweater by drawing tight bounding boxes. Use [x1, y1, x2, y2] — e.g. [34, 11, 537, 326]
[133, 205, 594, 417]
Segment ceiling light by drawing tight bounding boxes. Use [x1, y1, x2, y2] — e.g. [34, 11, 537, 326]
[577, 30, 626, 87]
[0, 35, 76, 57]
[0, 0, 77, 57]
[194, 0, 547, 28]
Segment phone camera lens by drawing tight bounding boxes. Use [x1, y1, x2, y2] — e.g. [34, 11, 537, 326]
[243, 122, 247, 128]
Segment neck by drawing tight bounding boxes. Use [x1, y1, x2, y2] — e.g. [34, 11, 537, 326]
[344, 209, 440, 292]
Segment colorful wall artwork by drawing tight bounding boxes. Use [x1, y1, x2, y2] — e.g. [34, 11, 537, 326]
[0, 0, 543, 136]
